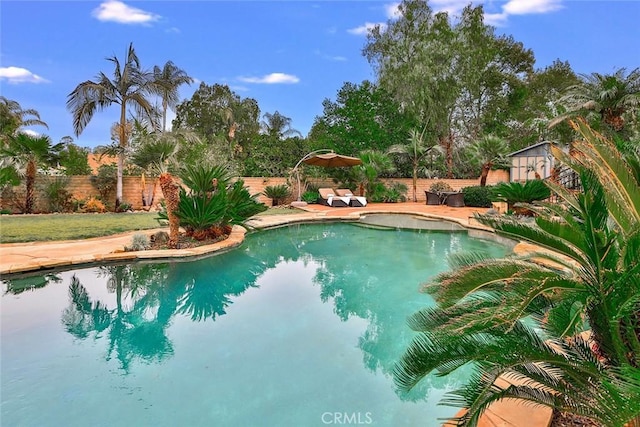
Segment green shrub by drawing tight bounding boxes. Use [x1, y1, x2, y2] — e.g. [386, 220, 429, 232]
[462, 185, 494, 208]
[173, 165, 267, 240]
[429, 181, 453, 193]
[369, 181, 407, 203]
[263, 184, 291, 206]
[127, 232, 150, 251]
[302, 191, 319, 203]
[41, 177, 73, 213]
[90, 164, 116, 205]
[492, 180, 551, 215]
[116, 201, 132, 213]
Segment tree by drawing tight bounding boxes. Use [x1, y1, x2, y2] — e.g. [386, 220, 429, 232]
[260, 111, 301, 139]
[173, 82, 260, 156]
[466, 135, 510, 186]
[394, 119, 640, 426]
[67, 43, 159, 209]
[131, 130, 200, 248]
[556, 67, 640, 133]
[152, 61, 194, 132]
[1, 133, 62, 213]
[309, 80, 416, 158]
[58, 137, 92, 175]
[0, 97, 48, 144]
[364, 1, 534, 178]
[387, 128, 437, 201]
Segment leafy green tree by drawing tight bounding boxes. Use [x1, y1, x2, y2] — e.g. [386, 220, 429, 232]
[0, 97, 48, 144]
[67, 43, 159, 209]
[1, 133, 62, 213]
[151, 61, 194, 132]
[388, 128, 437, 201]
[309, 80, 415, 157]
[58, 137, 92, 175]
[556, 67, 640, 134]
[394, 119, 640, 426]
[491, 60, 579, 149]
[364, 1, 534, 178]
[173, 82, 261, 159]
[466, 135, 510, 186]
[243, 134, 310, 177]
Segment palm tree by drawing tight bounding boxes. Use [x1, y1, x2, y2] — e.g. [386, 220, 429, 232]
[131, 130, 200, 248]
[260, 111, 302, 140]
[467, 135, 510, 186]
[352, 150, 395, 197]
[1, 133, 62, 213]
[152, 61, 194, 132]
[67, 43, 159, 209]
[556, 67, 640, 132]
[387, 127, 437, 201]
[394, 118, 640, 426]
[0, 97, 48, 144]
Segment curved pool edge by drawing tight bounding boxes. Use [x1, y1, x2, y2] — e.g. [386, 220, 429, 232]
[0, 208, 515, 276]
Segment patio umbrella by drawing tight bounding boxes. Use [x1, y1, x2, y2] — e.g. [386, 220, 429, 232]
[302, 152, 362, 168]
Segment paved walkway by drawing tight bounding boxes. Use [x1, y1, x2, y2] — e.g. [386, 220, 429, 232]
[0, 202, 552, 427]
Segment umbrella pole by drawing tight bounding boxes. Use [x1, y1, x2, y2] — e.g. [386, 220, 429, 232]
[291, 149, 334, 204]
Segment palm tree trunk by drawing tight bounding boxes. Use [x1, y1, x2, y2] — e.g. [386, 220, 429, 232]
[412, 163, 418, 202]
[159, 172, 180, 248]
[25, 159, 36, 213]
[116, 151, 124, 209]
[480, 162, 492, 187]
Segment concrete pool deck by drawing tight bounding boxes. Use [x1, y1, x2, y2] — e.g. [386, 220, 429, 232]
[0, 202, 553, 427]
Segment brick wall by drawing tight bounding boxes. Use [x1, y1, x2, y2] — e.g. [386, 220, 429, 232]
[0, 169, 509, 212]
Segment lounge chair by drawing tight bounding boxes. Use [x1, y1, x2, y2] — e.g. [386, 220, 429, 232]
[318, 188, 350, 207]
[335, 189, 367, 207]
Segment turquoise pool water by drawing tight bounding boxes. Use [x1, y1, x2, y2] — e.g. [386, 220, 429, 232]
[1, 222, 508, 426]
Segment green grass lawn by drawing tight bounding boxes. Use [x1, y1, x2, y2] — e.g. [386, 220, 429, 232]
[0, 207, 306, 243]
[0, 213, 162, 243]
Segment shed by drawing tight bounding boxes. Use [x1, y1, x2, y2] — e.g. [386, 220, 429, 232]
[508, 141, 557, 182]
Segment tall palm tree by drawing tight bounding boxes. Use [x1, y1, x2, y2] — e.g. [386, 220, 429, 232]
[556, 67, 640, 132]
[260, 111, 302, 140]
[1, 133, 62, 213]
[152, 61, 194, 132]
[467, 134, 510, 186]
[67, 43, 159, 209]
[394, 118, 640, 426]
[131, 130, 200, 248]
[0, 97, 48, 144]
[387, 127, 437, 201]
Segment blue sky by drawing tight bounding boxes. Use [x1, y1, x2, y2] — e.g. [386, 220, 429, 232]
[1, 0, 639, 148]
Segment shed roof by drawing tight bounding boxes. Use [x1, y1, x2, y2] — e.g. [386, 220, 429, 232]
[508, 141, 556, 157]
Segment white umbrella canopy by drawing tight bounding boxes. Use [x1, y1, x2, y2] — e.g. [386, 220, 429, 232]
[302, 152, 362, 168]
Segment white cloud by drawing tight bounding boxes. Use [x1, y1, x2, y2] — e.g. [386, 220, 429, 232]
[92, 0, 160, 25]
[347, 22, 387, 36]
[238, 73, 300, 84]
[385, 2, 401, 19]
[484, 12, 509, 26]
[503, 0, 563, 15]
[230, 85, 250, 92]
[20, 129, 40, 137]
[166, 27, 181, 34]
[0, 66, 49, 84]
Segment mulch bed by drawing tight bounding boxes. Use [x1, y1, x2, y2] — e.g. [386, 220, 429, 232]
[148, 232, 229, 250]
[550, 410, 603, 427]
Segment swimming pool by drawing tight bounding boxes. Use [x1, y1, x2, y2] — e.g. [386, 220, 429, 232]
[1, 222, 509, 426]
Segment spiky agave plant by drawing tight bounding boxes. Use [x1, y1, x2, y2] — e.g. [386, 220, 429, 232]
[394, 118, 640, 426]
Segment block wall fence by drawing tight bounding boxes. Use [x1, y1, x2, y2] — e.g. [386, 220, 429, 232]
[0, 170, 509, 213]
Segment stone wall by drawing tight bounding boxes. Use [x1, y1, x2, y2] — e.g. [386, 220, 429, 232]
[0, 169, 509, 212]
